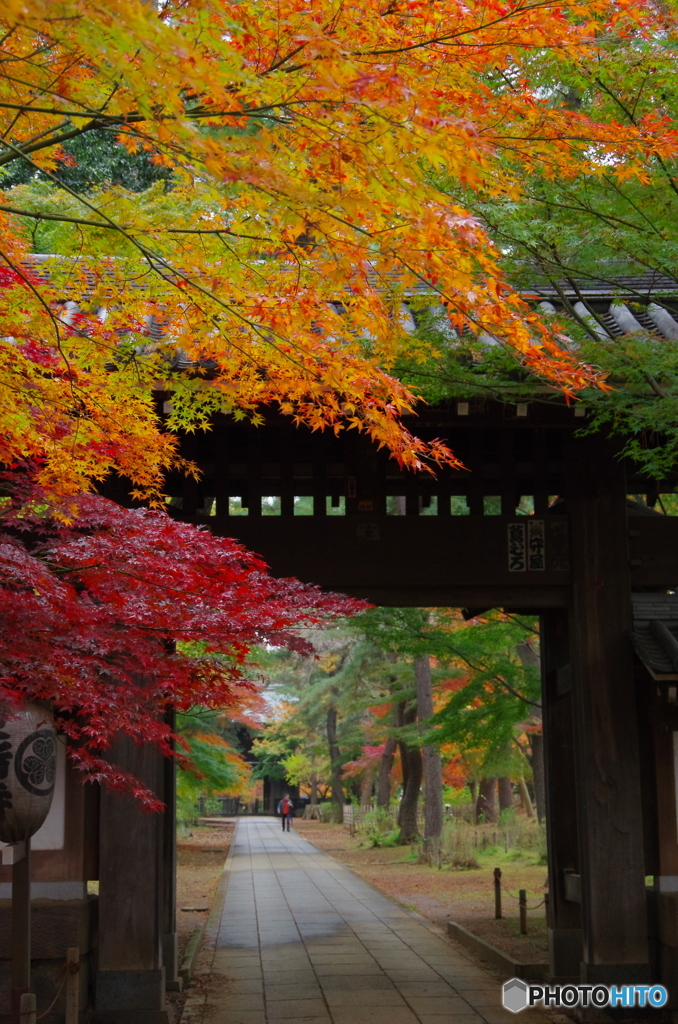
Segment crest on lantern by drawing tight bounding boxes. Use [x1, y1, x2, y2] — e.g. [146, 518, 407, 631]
[0, 704, 57, 844]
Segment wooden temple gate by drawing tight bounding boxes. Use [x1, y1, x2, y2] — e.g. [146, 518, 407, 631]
[4, 396, 678, 1020]
[161, 399, 678, 991]
[160, 399, 678, 991]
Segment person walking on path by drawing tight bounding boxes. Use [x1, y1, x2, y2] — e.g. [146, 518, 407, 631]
[277, 794, 293, 832]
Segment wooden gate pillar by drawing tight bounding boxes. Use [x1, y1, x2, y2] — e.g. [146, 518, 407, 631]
[94, 736, 171, 1023]
[567, 439, 649, 983]
[541, 608, 582, 981]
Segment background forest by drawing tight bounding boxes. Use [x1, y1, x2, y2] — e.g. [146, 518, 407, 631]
[178, 607, 545, 868]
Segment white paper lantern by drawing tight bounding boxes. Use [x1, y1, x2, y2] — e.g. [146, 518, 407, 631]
[0, 704, 57, 844]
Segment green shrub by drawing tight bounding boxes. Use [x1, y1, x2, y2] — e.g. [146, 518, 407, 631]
[358, 808, 398, 847]
[441, 819, 479, 869]
[380, 828, 401, 847]
[319, 801, 342, 823]
[176, 791, 199, 830]
[498, 806, 517, 827]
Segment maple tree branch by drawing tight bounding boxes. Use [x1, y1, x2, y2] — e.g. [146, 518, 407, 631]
[543, 274, 603, 344]
[0, 70, 96, 109]
[0, 139, 304, 376]
[264, 42, 310, 75]
[0, 147, 393, 384]
[355, 0, 575, 55]
[0, 205, 274, 241]
[645, 372, 670, 399]
[593, 75, 678, 200]
[6, 116, 72, 152]
[0, 108, 22, 141]
[484, 211, 675, 303]
[443, 651, 540, 708]
[594, 76, 637, 124]
[396, 256, 505, 341]
[600, 173, 670, 234]
[0, 245, 89, 462]
[564, 273, 613, 338]
[0, 246, 66, 349]
[0, 116, 113, 167]
[530, 195, 651, 234]
[0, 204, 113, 229]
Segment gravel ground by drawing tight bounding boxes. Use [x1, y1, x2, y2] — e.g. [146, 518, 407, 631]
[176, 823, 234, 956]
[169, 821, 234, 1021]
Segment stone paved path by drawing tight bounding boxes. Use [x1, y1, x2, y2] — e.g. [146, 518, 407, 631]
[182, 817, 555, 1024]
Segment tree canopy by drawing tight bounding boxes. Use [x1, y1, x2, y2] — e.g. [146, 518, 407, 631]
[2, 0, 675, 500]
[251, 608, 543, 826]
[394, 18, 678, 476]
[175, 710, 253, 823]
[0, 478, 363, 804]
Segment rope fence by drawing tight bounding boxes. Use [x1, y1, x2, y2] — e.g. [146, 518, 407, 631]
[29, 946, 80, 1023]
[493, 867, 547, 933]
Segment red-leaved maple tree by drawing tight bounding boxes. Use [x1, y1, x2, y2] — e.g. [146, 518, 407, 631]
[0, 478, 364, 806]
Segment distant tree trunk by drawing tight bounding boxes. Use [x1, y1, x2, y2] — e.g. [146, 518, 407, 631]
[377, 736, 397, 807]
[415, 655, 443, 863]
[498, 777, 513, 813]
[399, 744, 423, 843]
[530, 732, 546, 822]
[476, 777, 497, 823]
[326, 704, 344, 818]
[518, 777, 534, 817]
[360, 771, 374, 807]
[398, 701, 410, 809]
[515, 638, 545, 821]
[397, 700, 421, 843]
[310, 774, 318, 807]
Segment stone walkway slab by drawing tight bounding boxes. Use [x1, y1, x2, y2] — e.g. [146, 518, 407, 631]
[181, 818, 558, 1024]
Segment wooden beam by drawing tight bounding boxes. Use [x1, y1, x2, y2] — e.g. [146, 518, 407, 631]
[187, 515, 573, 594]
[306, 585, 571, 608]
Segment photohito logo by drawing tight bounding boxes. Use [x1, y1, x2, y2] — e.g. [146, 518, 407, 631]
[502, 979, 668, 1013]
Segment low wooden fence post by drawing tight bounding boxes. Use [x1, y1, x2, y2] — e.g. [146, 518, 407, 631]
[19, 993, 35, 1024]
[494, 867, 502, 919]
[519, 889, 528, 934]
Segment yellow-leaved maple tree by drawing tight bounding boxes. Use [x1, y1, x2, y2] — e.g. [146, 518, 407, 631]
[0, 0, 676, 500]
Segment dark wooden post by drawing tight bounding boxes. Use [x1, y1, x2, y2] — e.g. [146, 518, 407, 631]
[541, 608, 582, 981]
[161, 715, 181, 992]
[95, 735, 171, 1023]
[213, 413, 230, 518]
[10, 839, 31, 1024]
[519, 889, 528, 934]
[494, 867, 502, 919]
[567, 437, 650, 983]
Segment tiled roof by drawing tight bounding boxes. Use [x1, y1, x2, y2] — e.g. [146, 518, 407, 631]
[17, 255, 678, 345]
[519, 272, 678, 301]
[631, 594, 678, 679]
